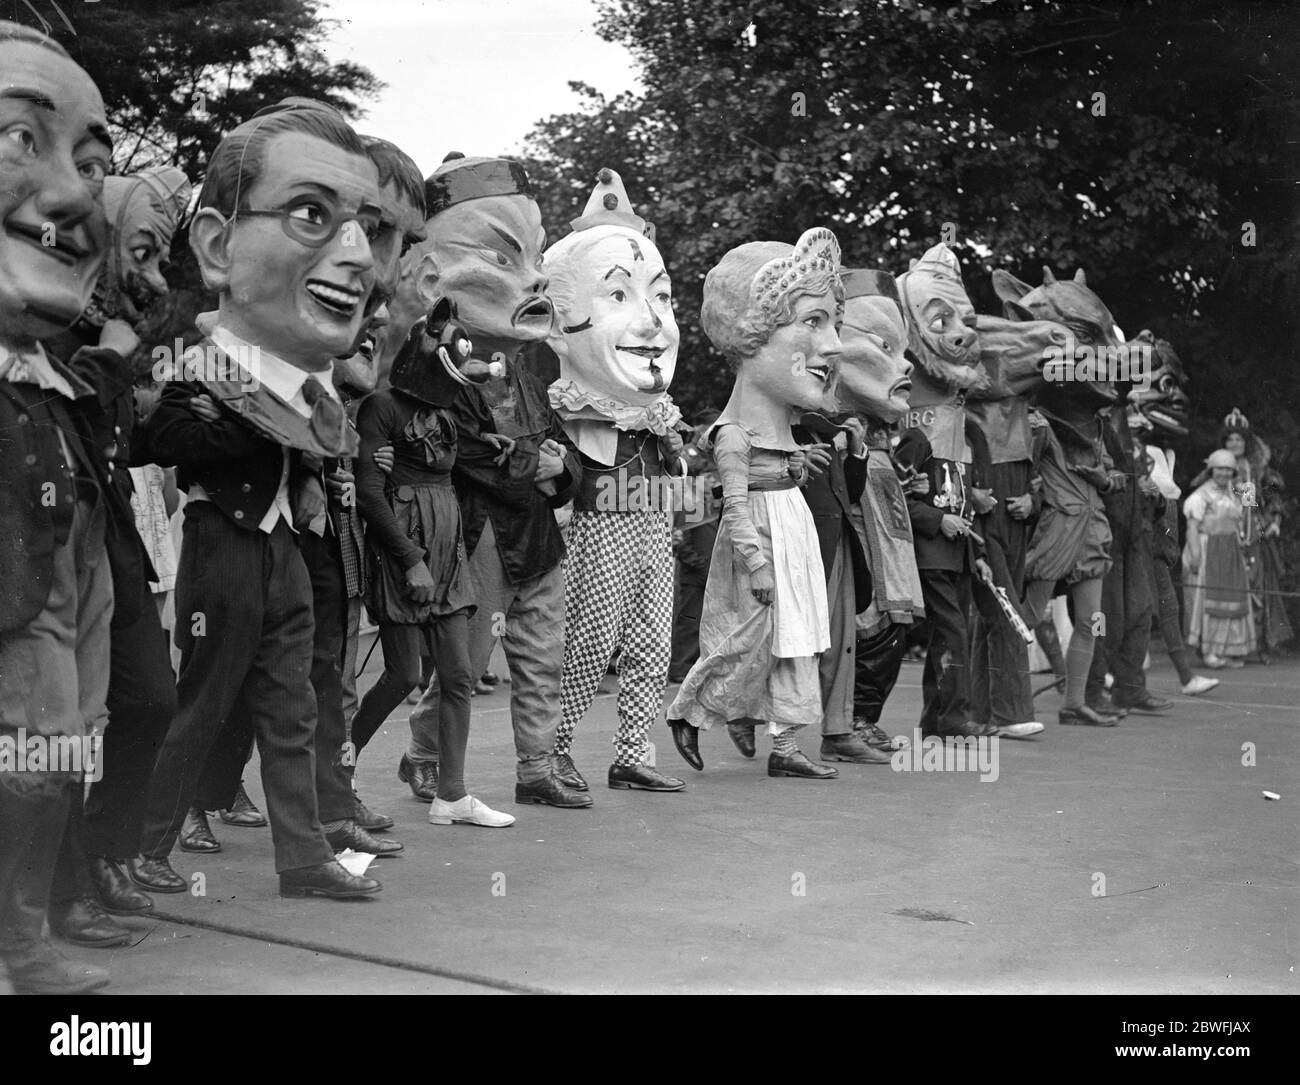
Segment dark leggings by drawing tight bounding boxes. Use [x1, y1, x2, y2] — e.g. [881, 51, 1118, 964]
[1151, 557, 1194, 684]
[351, 613, 472, 802]
[1025, 577, 1103, 710]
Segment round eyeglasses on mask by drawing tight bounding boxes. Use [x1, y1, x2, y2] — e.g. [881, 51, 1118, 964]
[229, 198, 388, 250]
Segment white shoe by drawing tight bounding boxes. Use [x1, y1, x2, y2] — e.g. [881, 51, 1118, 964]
[429, 795, 516, 828]
[1181, 674, 1220, 696]
[997, 722, 1045, 739]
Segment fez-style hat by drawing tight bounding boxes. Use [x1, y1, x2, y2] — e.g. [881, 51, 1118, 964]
[423, 152, 535, 217]
[842, 268, 903, 312]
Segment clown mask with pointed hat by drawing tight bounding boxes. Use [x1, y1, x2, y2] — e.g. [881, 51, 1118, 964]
[546, 168, 681, 435]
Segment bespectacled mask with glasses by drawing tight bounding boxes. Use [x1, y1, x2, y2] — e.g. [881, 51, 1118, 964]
[229, 195, 390, 251]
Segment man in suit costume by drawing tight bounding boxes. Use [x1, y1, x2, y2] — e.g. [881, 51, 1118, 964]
[41, 165, 192, 948]
[893, 245, 999, 739]
[131, 101, 386, 899]
[0, 21, 121, 993]
[178, 128, 430, 857]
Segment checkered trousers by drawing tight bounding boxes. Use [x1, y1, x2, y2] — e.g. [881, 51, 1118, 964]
[556, 509, 674, 766]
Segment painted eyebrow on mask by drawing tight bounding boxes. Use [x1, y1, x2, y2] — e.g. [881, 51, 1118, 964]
[0, 88, 113, 151]
[1, 86, 57, 111]
[489, 224, 522, 253]
[283, 181, 381, 217]
[649, 269, 668, 286]
[603, 265, 631, 280]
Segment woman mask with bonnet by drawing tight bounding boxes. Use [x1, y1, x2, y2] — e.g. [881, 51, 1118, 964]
[667, 227, 845, 780]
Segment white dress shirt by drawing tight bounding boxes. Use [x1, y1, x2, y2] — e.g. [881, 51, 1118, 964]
[189, 324, 339, 534]
[0, 340, 77, 399]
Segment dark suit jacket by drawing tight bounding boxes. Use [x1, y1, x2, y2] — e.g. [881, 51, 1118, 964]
[792, 422, 871, 612]
[0, 346, 140, 634]
[144, 340, 292, 532]
[450, 367, 580, 585]
[64, 346, 157, 630]
[895, 419, 990, 573]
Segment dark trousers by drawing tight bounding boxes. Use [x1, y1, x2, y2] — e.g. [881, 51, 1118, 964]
[192, 715, 253, 813]
[138, 506, 330, 873]
[198, 529, 355, 822]
[352, 614, 472, 802]
[969, 581, 1034, 727]
[1087, 539, 1154, 707]
[970, 460, 1034, 726]
[0, 771, 71, 962]
[54, 553, 178, 901]
[1150, 555, 1193, 685]
[83, 569, 177, 858]
[299, 529, 354, 822]
[919, 569, 973, 735]
[853, 622, 909, 723]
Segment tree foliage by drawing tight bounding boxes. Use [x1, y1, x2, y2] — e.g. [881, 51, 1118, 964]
[14, 0, 381, 353]
[36, 0, 380, 175]
[523, 0, 1300, 483]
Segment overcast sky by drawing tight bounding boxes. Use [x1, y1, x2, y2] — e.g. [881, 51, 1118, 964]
[321, 0, 641, 177]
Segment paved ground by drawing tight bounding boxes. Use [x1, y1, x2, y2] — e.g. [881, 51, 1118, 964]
[94, 644, 1297, 994]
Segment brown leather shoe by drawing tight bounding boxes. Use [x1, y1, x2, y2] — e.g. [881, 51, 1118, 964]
[940, 720, 1000, 738]
[88, 855, 154, 915]
[726, 722, 757, 757]
[820, 733, 893, 764]
[852, 718, 902, 751]
[129, 855, 187, 894]
[1060, 704, 1120, 727]
[515, 775, 594, 808]
[49, 897, 132, 948]
[1086, 693, 1127, 719]
[219, 782, 267, 827]
[607, 764, 686, 792]
[353, 796, 395, 832]
[180, 807, 221, 853]
[325, 820, 403, 856]
[768, 751, 838, 779]
[668, 718, 702, 770]
[551, 752, 588, 791]
[279, 860, 382, 899]
[7, 942, 110, 994]
[397, 754, 439, 802]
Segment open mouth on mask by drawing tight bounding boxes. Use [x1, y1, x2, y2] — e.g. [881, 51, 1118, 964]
[306, 280, 363, 316]
[1146, 406, 1187, 432]
[804, 362, 831, 382]
[513, 297, 553, 323]
[890, 378, 913, 397]
[357, 332, 376, 362]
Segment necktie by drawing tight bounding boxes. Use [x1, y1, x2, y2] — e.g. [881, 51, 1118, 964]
[302, 374, 347, 451]
[292, 375, 333, 535]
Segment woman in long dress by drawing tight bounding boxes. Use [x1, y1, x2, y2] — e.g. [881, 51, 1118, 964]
[666, 227, 845, 779]
[1183, 448, 1256, 668]
[1221, 410, 1293, 659]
